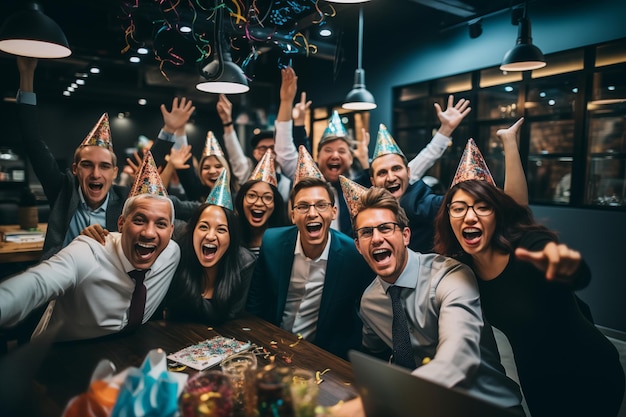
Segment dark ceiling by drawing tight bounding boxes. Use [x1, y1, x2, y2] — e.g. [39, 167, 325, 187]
[0, 0, 526, 109]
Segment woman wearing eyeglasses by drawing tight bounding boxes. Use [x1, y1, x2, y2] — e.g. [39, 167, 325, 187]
[234, 179, 288, 256]
[433, 150, 625, 415]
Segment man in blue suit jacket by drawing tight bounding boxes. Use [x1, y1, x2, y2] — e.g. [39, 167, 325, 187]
[246, 177, 375, 359]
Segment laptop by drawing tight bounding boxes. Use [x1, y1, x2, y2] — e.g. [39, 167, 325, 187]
[348, 350, 519, 417]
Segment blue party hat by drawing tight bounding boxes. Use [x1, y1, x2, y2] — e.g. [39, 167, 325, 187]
[371, 123, 405, 160]
[205, 169, 233, 210]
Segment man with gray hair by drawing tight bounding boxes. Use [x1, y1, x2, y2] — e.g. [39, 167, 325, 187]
[0, 154, 180, 341]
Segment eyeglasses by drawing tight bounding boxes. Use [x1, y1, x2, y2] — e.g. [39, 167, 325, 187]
[245, 192, 274, 205]
[447, 201, 494, 218]
[254, 145, 275, 153]
[355, 222, 401, 240]
[292, 201, 332, 214]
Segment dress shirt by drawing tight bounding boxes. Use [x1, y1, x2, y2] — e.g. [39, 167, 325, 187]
[63, 187, 109, 247]
[281, 232, 330, 340]
[0, 233, 180, 341]
[360, 249, 522, 409]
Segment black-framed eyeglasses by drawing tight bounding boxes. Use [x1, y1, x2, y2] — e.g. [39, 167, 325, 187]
[355, 222, 401, 240]
[245, 192, 274, 205]
[447, 201, 494, 218]
[254, 145, 275, 153]
[292, 201, 332, 214]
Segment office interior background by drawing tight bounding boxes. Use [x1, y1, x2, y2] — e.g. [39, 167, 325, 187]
[0, 0, 625, 337]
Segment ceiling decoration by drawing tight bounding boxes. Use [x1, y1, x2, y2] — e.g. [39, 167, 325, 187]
[117, 0, 341, 83]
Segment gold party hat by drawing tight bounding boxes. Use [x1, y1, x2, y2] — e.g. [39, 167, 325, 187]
[247, 149, 277, 187]
[206, 169, 233, 210]
[294, 145, 324, 186]
[80, 113, 113, 150]
[371, 123, 405, 160]
[450, 138, 496, 188]
[128, 151, 168, 197]
[339, 175, 369, 222]
[202, 131, 225, 158]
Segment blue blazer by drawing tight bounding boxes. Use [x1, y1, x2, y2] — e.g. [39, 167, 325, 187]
[246, 226, 375, 359]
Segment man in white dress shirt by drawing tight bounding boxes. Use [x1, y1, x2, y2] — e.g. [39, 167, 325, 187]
[0, 155, 180, 342]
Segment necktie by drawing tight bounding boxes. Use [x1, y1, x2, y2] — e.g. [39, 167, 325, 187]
[388, 285, 416, 369]
[126, 269, 147, 331]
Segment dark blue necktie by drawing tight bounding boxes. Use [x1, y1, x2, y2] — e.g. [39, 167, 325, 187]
[126, 269, 147, 331]
[388, 285, 416, 369]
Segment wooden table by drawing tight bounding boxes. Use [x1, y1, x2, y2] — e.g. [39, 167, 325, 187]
[27, 315, 358, 416]
[0, 223, 46, 263]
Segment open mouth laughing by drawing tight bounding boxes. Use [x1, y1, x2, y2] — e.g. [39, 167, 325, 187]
[386, 184, 401, 194]
[305, 221, 323, 237]
[372, 248, 392, 263]
[202, 243, 218, 259]
[462, 227, 482, 245]
[135, 242, 156, 260]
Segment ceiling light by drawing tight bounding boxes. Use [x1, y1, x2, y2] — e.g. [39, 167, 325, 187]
[319, 28, 332, 37]
[468, 19, 482, 39]
[137, 47, 149, 55]
[67, 86, 75, 92]
[63, 91, 70, 96]
[129, 56, 140, 63]
[90, 67, 100, 74]
[342, 6, 376, 110]
[71, 83, 78, 88]
[138, 98, 147, 105]
[196, 0, 249, 94]
[76, 79, 85, 85]
[324, 0, 371, 3]
[180, 26, 192, 33]
[500, 3, 546, 71]
[0, 2, 71, 58]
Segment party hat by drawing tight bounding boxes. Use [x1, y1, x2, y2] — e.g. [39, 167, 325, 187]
[340, 175, 369, 221]
[371, 123, 405, 160]
[319, 110, 352, 148]
[80, 113, 113, 150]
[128, 151, 168, 197]
[294, 145, 324, 186]
[322, 111, 348, 138]
[450, 138, 496, 188]
[202, 131, 225, 158]
[206, 169, 233, 210]
[247, 149, 277, 187]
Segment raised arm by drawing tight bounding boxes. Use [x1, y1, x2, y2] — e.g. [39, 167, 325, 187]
[408, 95, 471, 184]
[274, 67, 299, 179]
[217, 93, 253, 184]
[497, 117, 528, 206]
[292, 91, 312, 153]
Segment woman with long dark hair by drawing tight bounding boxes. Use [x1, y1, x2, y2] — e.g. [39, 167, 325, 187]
[164, 200, 256, 324]
[233, 150, 289, 255]
[434, 161, 624, 417]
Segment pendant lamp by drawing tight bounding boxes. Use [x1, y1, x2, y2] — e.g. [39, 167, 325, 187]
[500, 2, 545, 71]
[0, 2, 71, 59]
[342, 5, 376, 110]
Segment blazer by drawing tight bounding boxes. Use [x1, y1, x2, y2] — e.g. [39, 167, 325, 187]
[246, 226, 375, 359]
[17, 103, 128, 260]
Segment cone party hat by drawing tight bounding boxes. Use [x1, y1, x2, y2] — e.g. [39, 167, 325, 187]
[371, 123, 405, 160]
[80, 113, 113, 150]
[202, 131, 225, 158]
[294, 145, 324, 186]
[340, 175, 369, 222]
[206, 169, 233, 210]
[321, 110, 349, 141]
[450, 138, 496, 188]
[247, 149, 277, 187]
[128, 151, 168, 197]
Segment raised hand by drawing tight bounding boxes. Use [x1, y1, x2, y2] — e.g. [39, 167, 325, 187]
[216, 94, 233, 125]
[497, 117, 528, 206]
[292, 91, 312, 126]
[354, 128, 371, 169]
[496, 117, 524, 146]
[160, 97, 195, 134]
[515, 242, 582, 282]
[280, 66, 298, 105]
[435, 95, 471, 137]
[167, 145, 193, 170]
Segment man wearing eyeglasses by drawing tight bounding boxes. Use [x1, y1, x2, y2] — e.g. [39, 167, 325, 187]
[246, 177, 375, 360]
[335, 186, 524, 415]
